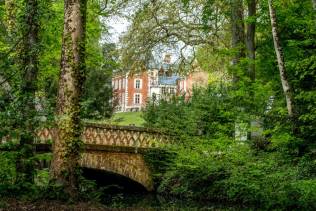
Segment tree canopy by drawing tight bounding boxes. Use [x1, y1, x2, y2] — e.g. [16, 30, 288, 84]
[0, 0, 316, 209]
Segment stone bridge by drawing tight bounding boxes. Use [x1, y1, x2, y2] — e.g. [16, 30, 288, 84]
[36, 123, 170, 191]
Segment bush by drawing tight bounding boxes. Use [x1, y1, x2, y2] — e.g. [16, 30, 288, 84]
[155, 138, 316, 209]
[143, 86, 236, 138]
[0, 152, 16, 195]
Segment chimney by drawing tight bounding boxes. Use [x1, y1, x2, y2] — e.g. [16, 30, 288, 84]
[164, 54, 171, 64]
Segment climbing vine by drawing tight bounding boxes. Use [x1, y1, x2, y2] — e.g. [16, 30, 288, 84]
[50, 0, 88, 198]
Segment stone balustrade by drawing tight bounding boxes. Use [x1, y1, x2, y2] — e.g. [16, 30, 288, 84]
[35, 123, 169, 149]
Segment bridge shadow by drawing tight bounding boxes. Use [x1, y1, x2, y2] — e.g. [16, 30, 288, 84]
[82, 167, 148, 194]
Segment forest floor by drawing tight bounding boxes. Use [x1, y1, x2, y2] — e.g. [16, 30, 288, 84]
[0, 199, 107, 211]
[0, 198, 148, 211]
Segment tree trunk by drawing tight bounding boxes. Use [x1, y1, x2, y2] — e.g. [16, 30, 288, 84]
[50, 0, 87, 197]
[246, 0, 256, 81]
[268, 0, 295, 118]
[0, 75, 11, 93]
[312, 0, 316, 10]
[231, 0, 245, 83]
[15, 0, 40, 184]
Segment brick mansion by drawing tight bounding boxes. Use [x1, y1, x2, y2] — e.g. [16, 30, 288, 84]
[112, 55, 208, 112]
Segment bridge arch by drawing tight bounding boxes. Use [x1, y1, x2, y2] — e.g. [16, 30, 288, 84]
[80, 152, 154, 191]
[82, 168, 148, 193]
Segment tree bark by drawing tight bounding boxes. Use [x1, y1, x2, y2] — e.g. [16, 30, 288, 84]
[15, 0, 40, 184]
[268, 0, 295, 118]
[50, 0, 87, 197]
[231, 0, 245, 83]
[246, 0, 256, 81]
[0, 75, 11, 93]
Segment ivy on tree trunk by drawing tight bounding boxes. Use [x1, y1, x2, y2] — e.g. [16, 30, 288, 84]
[50, 0, 87, 198]
[231, 0, 245, 83]
[246, 0, 256, 81]
[16, 0, 40, 185]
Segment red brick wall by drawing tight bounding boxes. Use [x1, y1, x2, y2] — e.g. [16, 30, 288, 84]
[127, 72, 149, 108]
[113, 70, 208, 111]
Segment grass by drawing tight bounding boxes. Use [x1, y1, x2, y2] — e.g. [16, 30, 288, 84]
[85, 112, 145, 127]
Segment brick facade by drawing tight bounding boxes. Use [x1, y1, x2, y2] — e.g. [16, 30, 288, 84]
[112, 66, 208, 112]
[127, 72, 149, 111]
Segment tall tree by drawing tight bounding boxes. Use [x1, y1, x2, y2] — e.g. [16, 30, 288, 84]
[50, 0, 87, 197]
[16, 0, 40, 184]
[231, 0, 245, 83]
[246, 0, 256, 81]
[268, 0, 295, 118]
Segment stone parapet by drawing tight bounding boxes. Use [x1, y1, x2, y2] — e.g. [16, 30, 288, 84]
[35, 123, 170, 150]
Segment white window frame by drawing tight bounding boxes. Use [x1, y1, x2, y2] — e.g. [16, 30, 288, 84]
[134, 93, 142, 105]
[134, 79, 142, 89]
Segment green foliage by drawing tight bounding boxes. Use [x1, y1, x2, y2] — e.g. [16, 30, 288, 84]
[33, 0, 115, 120]
[144, 86, 237, 138]
[143, 83, 315, 209]
[77, 175, 104, 202]
[157, 137, 316, 209]
[256, 0, 316, 151]
[143, 148, 176, 188]
[0, 0, 315, 208]
[81, 43, 117, 119]
[0, 0, 115, 202]
[0, 152, 16, 192]
[80, 3, 116, 119]
[40, 170, 105, 202]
